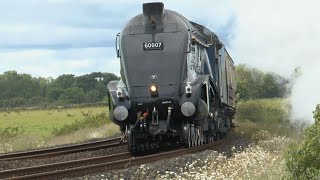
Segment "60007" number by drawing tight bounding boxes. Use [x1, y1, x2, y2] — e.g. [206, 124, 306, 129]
[143, 42, 163, 50]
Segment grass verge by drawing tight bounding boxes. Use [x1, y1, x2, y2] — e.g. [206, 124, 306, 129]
[0, 106, 119, 152]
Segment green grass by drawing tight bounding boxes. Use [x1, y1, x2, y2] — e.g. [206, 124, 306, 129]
[45, 124, 120, 147]
[236, 98, 290, 123]
[0, 107, 109, 138]
[52, 111, 111, 136]
[235, 98, 299, 140]
[0, 106, 121, 152]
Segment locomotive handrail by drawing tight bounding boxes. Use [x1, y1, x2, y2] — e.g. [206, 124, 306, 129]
[115, 32, 121, 58]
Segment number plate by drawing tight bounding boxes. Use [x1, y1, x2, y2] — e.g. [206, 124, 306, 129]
[143, 42, 163, 50]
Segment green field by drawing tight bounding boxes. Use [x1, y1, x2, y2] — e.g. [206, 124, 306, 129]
[0, 106, 120, 152]
[0, 107, 109, 137]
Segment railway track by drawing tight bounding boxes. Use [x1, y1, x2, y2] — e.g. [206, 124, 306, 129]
[0, 140, 225, 180]
[0, 137, 124, 161]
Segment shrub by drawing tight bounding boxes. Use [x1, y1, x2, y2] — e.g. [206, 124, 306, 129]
[0, 127, 24, 139]
[52, 112, 110, 136]
[286, 104, 320, 179]
[236, 98, 289, 123]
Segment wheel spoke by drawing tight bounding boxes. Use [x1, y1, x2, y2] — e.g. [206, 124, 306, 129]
[190, 126, 193, 147]
[195, 128, 198, 147]
[188, 125, 192, 148]
[200, 126, 204, 145]
[191, 127, 194, 147]
[199, 128, 203, 145]
[196, 128, 200, 146]
[193, 126, 196, 147]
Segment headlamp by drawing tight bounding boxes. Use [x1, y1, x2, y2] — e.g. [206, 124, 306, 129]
[150, 85, 157, 92]
[150, 83, 158, 97]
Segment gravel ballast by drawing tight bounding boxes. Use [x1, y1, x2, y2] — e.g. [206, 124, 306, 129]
[1, 130, 251, 179]
[71, 131, 251, 179]
[0, 145, 128, 171]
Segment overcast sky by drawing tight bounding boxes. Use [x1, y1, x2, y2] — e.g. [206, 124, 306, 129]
[1, 0, 318, 78]
[0, 0, 319, 122]
[0, 0, 235, 78]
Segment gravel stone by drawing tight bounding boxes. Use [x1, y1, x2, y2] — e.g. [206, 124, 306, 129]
[0, 145, 128, 171]
[68, 131, 251, 179]
[1, 130, 251, 179]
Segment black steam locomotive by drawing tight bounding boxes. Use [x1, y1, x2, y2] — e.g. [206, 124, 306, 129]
[107, 2, 236, 152]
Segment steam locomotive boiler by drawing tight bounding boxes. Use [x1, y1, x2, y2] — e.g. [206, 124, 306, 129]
[107, 2, 236, 153]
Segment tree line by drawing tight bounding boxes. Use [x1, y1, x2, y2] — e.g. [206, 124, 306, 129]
[235, 64, 295, 100]
[0, 64, 294, 108]
[0, 71, 119, 108]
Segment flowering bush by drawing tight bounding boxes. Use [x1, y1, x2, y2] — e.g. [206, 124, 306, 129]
[0, 143, 13, 153]
[133, 131, 290, 179]
[286, 104, 320, 179]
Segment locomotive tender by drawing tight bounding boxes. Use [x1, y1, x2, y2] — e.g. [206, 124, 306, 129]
[107, 2, 236, 152]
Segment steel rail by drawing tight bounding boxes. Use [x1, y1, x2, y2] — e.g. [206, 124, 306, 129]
[0, 137, 124, 161]
[0, 140, 224, 180]
[0, 152, 133, 179]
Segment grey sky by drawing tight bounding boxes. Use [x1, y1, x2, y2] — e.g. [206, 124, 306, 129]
[0, 0, 235, 77]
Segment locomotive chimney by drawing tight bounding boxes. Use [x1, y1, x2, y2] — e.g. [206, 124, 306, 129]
[143, 2, 164, 30]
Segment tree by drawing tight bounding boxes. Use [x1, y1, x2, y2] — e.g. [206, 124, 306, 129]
[59, 87, 85, 104]
[37, 77, 51, 97]
[0, 71, 119, 107]
[261, 73, 280, 98]
[46, 87, 65, 100]
[235, 64, 289, 100]
[0, 71, 41, 100]
[75, 74, 97, 93]
[236, 64, 262, 99]
[8, 97, 26, 107]
[52, 74, 75, 89]
[85, 90, 100, 102]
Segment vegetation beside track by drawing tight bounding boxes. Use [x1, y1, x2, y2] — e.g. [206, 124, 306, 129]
[0, 106, 119, 152]
[157, 128, 290, 179]
[221, 98, 294, 178]
[285, 104, 320, 179]
[236, 98, 290, 123]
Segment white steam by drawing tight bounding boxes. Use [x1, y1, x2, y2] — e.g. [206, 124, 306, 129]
[230, 0, 320, 124]
[291, 67, 320, 125]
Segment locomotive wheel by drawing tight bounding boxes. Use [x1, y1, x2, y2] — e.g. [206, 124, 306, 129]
[198, 125, 204, 146]
[139, 144, 145, 152]
[195, 127, 199, 147]
[194, 127, 198, 146]
[186, 124, 191, 148]
[195, 127, 200, 146]
[145, 143, 150, 151]
[191, 125, 196, 147]
[199, 130, 202, 145]
[187, 124, 195, 148]
[203, 133, 207, 144]
[127, 125, 135, 152]
[127, 127, 132, 150]
[225, 117, 231, 132]
[206, 135, 210, 143]
[183, 122, 190, 148]
[185, 123, 204, 148]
